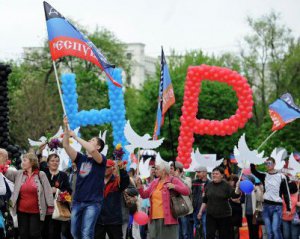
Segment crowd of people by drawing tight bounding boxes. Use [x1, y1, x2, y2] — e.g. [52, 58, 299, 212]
[0, 118, 298, 239]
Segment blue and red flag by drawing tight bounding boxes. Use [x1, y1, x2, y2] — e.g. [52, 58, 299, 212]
[153, 48, 175, 139]
[230, 153, 238, 164]
[269, 93, 300, 131]
[43, 1, 121, 87]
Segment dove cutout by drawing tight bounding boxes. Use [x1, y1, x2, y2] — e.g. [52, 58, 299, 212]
[99, 130, 108, 156]
[186, 148, 221, 172]
[139, 158, 151, 179]
[124, 120, 164, 153]
[287, 154, 300, 176]
[234, 133, 267, 169]
[271, 148, 287, 170]
[28, 126, 82, 171]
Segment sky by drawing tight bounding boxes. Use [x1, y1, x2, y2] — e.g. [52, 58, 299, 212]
[0, 0, 299, 61]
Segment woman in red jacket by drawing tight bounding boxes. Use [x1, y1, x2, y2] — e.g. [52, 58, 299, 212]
[136, 160, 190, 239]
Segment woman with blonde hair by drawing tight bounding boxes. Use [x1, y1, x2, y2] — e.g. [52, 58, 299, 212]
[0, 153, 54, 239]
[136, 159, 190, 239]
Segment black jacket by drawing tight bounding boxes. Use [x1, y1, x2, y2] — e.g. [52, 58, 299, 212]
[44, 169, 72, 194]
[97, 168, 130, 225]
[192, 178, 209, 210]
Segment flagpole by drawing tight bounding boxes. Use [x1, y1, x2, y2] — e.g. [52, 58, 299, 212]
[257, 130, 278, 151]
[52, 61, 67, 117]
[167, 110, 175, 162]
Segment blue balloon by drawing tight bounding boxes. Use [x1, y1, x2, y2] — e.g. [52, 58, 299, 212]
[240, 180, 254, 194]
[61, 69, 130, 166]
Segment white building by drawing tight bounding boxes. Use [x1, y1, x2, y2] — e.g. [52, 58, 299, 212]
[124, 43, 157, 89]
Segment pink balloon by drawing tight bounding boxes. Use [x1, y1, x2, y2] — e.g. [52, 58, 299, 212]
[133, 211, 149, 225]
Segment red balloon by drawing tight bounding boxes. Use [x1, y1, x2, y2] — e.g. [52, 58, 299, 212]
[177, 65, 253, 168]
[133, 211, 149, 225]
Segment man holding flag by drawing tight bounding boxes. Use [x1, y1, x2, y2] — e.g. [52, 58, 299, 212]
[153, 47, 175, 140]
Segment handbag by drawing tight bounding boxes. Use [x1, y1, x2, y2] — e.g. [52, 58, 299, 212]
[252, 209, 264, 225]
[169, 177, 189, 218]
[52, 190, 71, 221]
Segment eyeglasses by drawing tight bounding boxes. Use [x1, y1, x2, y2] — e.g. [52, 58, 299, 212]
[265, 161, 273, 166]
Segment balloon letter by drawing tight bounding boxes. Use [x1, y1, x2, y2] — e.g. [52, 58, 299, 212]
[61, 68, 128, 160]
[177, 65, 253, 168]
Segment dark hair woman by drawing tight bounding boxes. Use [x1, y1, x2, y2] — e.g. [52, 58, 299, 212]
[42, 153, 73, 239]
[197, 167, 241, 239]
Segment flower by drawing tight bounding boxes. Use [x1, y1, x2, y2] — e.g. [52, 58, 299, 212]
[113, 144, 125, 161]
[48, 138, 62, 150]
[57, 191, 72, 203]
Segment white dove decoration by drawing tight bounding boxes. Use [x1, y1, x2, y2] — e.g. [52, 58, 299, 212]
[28, 136, 48, 147]
[124, 120, 164, 153]
[28, 127, 64, 148]
[155, 152, 169, 170]
[28, 126, 82, 171]
[234, 133, 267, 169]
[287, 154, 300, 177]
[270, 148, 287, 170]
[139, 158, 151, 179]
[187, 148, 221, 172]
[99, 130, 108, 156]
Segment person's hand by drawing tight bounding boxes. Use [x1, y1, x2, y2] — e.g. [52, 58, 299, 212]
[166, 183, 175, 190]
[136, 177, 142, 189]
[39, 142, 47, 151]
[69, 131, 76, 138]
[231, 198, 240, 203]
[63, 116, 70, 131]
[52, 187, 57, 194]
[197, 211, 202, 220]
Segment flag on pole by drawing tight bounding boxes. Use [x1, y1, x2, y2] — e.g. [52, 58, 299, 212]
[230, 154, 238, 164]
[269, 93, 300, 131]
[153, 47, 175, 139]
[43, 1, 121, 87]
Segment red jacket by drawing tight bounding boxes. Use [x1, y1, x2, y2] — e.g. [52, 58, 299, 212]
[138, 176, 190, 225]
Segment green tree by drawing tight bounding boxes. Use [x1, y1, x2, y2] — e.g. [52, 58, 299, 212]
[240, 12, 292, 126]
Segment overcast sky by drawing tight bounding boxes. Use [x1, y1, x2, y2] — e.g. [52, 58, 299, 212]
[0, 0, 299, 61]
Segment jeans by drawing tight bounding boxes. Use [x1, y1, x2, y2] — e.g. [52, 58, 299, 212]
[179, 215, 193, 239]
[282, 220, 300, 239]
[193, 208, 207, 238]
[262, 204, 283, 239]
[71, 201, 102, 239]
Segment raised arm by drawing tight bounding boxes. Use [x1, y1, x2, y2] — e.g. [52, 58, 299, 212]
[71, 134, 103, 164]
[62, 117, 78, 161]
[250, 163, 266, 184]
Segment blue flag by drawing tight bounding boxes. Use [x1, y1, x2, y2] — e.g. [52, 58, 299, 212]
[153, 48, 175, 139]
[269, 93, 300, 131]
